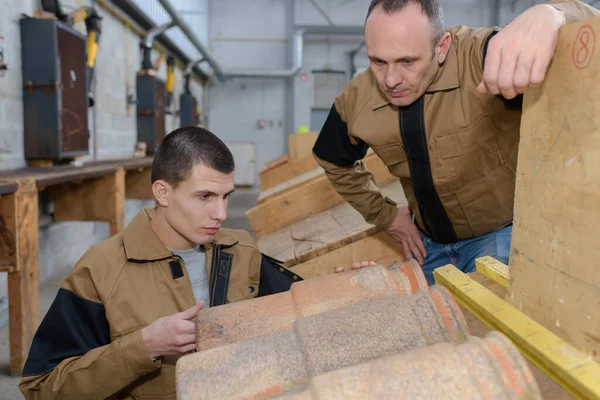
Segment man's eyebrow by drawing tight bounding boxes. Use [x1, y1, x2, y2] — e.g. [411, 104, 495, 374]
[192, 189, 236, 196]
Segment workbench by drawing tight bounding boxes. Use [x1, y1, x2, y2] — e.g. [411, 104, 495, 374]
[0, 156, 154, 375]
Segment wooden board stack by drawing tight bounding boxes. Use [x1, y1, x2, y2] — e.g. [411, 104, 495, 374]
[254, 141, 408, 280]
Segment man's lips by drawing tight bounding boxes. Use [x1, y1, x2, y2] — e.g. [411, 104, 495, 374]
[388, 89, 410, 98]
[203, 227, 220, 234]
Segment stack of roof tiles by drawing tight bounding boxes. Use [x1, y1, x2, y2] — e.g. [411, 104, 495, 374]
[176, 260, 541, 400]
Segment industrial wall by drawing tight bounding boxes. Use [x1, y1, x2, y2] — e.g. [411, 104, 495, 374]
[0, 0, 206, 316]
[0, 0, 591, 322]
[207, 0, 526, 185]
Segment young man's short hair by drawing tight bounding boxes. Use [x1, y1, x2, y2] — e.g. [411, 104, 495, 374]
[151, 126, 235, 188]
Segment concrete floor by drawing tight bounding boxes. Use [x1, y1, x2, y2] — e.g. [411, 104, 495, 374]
[0, 188, 259, 399]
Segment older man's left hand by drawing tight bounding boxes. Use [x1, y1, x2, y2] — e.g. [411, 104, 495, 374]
[334, 261, 377, 273]
[477, 4, 566, 99]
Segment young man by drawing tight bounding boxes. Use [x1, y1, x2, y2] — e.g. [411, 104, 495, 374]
[312, 0, 599, 284]
[19, 127, 303, 399]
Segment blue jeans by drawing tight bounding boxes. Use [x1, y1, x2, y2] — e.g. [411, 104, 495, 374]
[418, 225, 512, 286]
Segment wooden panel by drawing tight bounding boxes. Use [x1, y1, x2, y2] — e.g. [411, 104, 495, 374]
[111, 168, 125, 236]
[51, 167, 126, 236]
[257, 152, 396, 205]
[290, 232, 405, 280]
[257, 181, 407, 269]
[265, 153, 289, 169]
[126, 167, 154, 200]
[288, 132, 318, 158]
[0, 157, 152, 188]
[249, 175, 344, 237]
[0, 191, 17, 270]
[249, 158, 398, 237]
[257, 167, 323, 205]
[259, 154, 319, 190]
[0, 164, 117, 188]
[508, 19, 600, 361]
[0, 182, 18, 196]
[7, 179, 40, 374]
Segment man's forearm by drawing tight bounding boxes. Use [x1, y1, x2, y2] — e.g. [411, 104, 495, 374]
[314, 154, 398, 230]
[20, 329, 159, 400]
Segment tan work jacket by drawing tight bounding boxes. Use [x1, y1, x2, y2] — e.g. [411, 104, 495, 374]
[19, 208, 299, 399]
[313, 0, 599, 242]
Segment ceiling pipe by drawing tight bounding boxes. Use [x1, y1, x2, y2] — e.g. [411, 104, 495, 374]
[143, 21, 176, 50]
[223, 25, 363, 79]
[156, 0, 226, 82]
[224, 29, 304, 78]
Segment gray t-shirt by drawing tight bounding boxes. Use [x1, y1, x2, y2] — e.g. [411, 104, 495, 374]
[168, 245, 210, 308]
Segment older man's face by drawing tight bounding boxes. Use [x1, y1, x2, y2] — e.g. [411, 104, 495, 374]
[365, 3, 449, 107]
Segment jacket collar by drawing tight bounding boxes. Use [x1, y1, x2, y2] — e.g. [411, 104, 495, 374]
[123, 207, 238, 262]
[370, 38, 459, 110]
[426, 38, 459, 93]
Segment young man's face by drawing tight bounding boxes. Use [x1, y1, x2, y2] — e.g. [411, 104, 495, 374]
[365, 3, 450, 107]
[163, 163, 234, 248]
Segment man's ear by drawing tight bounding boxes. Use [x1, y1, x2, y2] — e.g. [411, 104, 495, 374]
[152, 180, 171, 207]
[436, 32, 452, 64]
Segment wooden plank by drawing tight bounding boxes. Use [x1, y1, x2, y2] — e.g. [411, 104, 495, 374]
[0, 191, 17, 269]
[508, 18, 600, 361]
[259, 154, 319, 190]
[257, 180, 407, 267]
[463, 272, 572, 400]
[288, 132, 318, 158]
[434, 265, 600, 400]
[7, 179, 40, 374]
[248, 174, 344, 237]
[0, 182, 18, 196]
[0, 158, 152, 189]
[111, 168, 125, 236]
[249, 164, 399, 238]
[257, 151, 396, 205]
[126, 167, 154, 200]
[290, 231, 405, 279]
[0, 164, 118, 188]
[258, 204, 377, 268]
[257, 167, 324, 205]
[265, 153, 289, 169]
[475, 256, 509, 288]
[51, 167, 126, 236]
[257, 227, 296, 264]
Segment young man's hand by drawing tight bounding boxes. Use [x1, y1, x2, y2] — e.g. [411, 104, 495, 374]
[477, 4, 566, 99]
[142, 301, 205, 359]
[334, 261, 377, 273]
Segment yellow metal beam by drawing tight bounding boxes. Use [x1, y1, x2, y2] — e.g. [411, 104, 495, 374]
[434, 265, 600, 400]
[475, 256, 509, 288]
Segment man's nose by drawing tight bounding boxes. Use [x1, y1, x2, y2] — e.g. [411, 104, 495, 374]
[211, 200, 227, 222]
[385, 65, 403, 89]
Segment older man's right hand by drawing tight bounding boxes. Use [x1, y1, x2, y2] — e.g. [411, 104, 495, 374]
[386, 206, 426, 265]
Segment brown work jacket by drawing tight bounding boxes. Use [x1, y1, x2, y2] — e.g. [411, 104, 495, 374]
[19, 207, 300, 400]
[313, 0, 599, 242]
